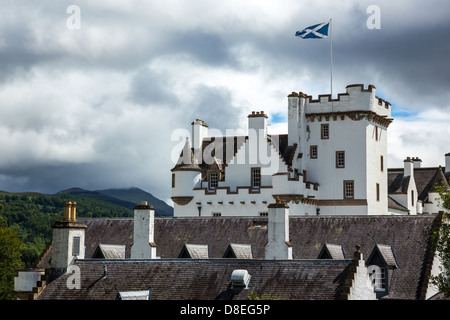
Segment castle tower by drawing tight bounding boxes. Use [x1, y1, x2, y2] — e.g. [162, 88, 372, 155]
[51, 201, 87, 275]
[297, 84, 393, 215]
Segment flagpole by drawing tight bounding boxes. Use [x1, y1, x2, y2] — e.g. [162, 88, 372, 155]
[329, 18, 333, 98]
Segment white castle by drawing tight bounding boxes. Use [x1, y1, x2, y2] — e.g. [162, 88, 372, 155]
[171, 84, 448, 217]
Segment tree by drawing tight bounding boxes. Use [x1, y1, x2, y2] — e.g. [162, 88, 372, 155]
[430, 185, 450, 297]
[0, 205, 25, 300]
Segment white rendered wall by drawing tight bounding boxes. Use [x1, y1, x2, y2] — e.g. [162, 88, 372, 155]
[131, 207, 157, 259]
[14, 270, 45, 293]
[51, 228, 85, 271]
[265, 204, 292, 260]
[365, 123, 388, 215]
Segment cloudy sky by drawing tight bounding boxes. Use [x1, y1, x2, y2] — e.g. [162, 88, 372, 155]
[0, 0, 449, 203]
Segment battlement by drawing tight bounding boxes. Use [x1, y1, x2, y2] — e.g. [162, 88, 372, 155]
[290, 84, 391, 118]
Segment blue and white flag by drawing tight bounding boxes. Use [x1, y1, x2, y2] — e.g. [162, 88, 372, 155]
[295, 21, 329, 39]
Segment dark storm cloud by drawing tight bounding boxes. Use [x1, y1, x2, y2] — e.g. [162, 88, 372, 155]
[1, 0, 449, 199]
[127, 67, 180, 107]
[183, 84, 243, 133]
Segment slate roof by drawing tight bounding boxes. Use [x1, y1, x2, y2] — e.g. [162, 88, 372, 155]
[178, 244, 209, 258]
[318, 243, 346, 259]
[369, 244, 398, 268]
[37, 259, 352, 300]
[388, 196, 408, 212]
[224, 243, 253, 259]
[93, 244, 126, 259]
[36, 214, 443, 300]
[388, 166, 450, 202]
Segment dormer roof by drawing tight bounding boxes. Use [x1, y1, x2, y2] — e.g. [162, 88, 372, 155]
[317, 243, 346, 260]
[367, 244, 399, 268]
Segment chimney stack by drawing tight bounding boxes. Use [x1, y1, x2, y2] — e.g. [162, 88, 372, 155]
[265, 201, 292, 260]
[51, 201, 86, 275]
[412, 157, 422, 169]
[445, 153, 450, 173]
[191, 119, 208, 150]
[288, 93, 299, 146]
[403, 157, 414, 177]
[248, 111, 268, 140]
[63, 201, 77, 222]
[131, 201, 157, 259]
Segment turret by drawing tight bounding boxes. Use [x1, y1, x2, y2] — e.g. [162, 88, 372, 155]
[171, 137, 202, 206]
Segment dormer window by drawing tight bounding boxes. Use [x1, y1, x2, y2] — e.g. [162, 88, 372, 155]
[366, 244, 398, 297]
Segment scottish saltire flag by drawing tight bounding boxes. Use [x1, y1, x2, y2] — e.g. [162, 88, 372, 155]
[295, 21, 329, 39]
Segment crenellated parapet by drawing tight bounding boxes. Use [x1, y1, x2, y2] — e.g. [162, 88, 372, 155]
[290, 84, 392, 120]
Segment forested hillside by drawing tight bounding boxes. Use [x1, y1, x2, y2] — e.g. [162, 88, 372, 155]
[0, 191, 133, 268]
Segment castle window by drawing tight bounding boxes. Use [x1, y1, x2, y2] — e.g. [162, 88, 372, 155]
[213, 212, 222, 217]
[380, 155, 384, 172]
[376, 183, 380, 201]
[172, 173, 175, 188]
[259, 211, 268, 217]
[251, 168, 261, 188]
[343, 180, 354, 199]
[209, 173, 218, 189]
[336, 151, 345, 168]
[310, 145, 318, 159]
[321, 124, 329, 139]
[375, 125, 379, 141]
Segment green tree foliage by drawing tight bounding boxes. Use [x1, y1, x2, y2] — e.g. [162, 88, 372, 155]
[0, 191, 133, 269]
[0, 204, 25, 300]
[430, 185, 450, 297]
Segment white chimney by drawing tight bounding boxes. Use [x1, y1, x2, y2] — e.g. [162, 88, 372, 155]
[191, 119, 208, 150]
[412, 157, 422, 168]
[131, 201, 157, 259]
[403, 157, 414, 177]
[265, 201, 292, 260]
[248, 111, 268, 138]
[288, 93, 299, 146]
[51, 201, 86, 275]
[445, 153, 450, 173]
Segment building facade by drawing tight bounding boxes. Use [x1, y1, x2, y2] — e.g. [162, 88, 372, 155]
[171, 84, 393, 217]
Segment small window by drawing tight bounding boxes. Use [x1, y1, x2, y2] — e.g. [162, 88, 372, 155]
[369, 266, 386, 290]
[336, 151, 345, 168]
[343, 180, 354, 199]
[212, 212, 221, 217]
[251, 168, 261, 188]
[375, 126, 379, 141]
[73, 236, 80, 256]
[411, 190, 414, 207]
[321, 124, 329, 139]
[380, 155, 384, 172]
[310, 145, 318, 159]
[172, 173, 175, 188]
[259, 211, 268, 217]
[376, 183, 380, 201]
[209, 173, 218, 189]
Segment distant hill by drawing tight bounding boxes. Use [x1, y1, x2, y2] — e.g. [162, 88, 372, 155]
[58, 187, 173, 217]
